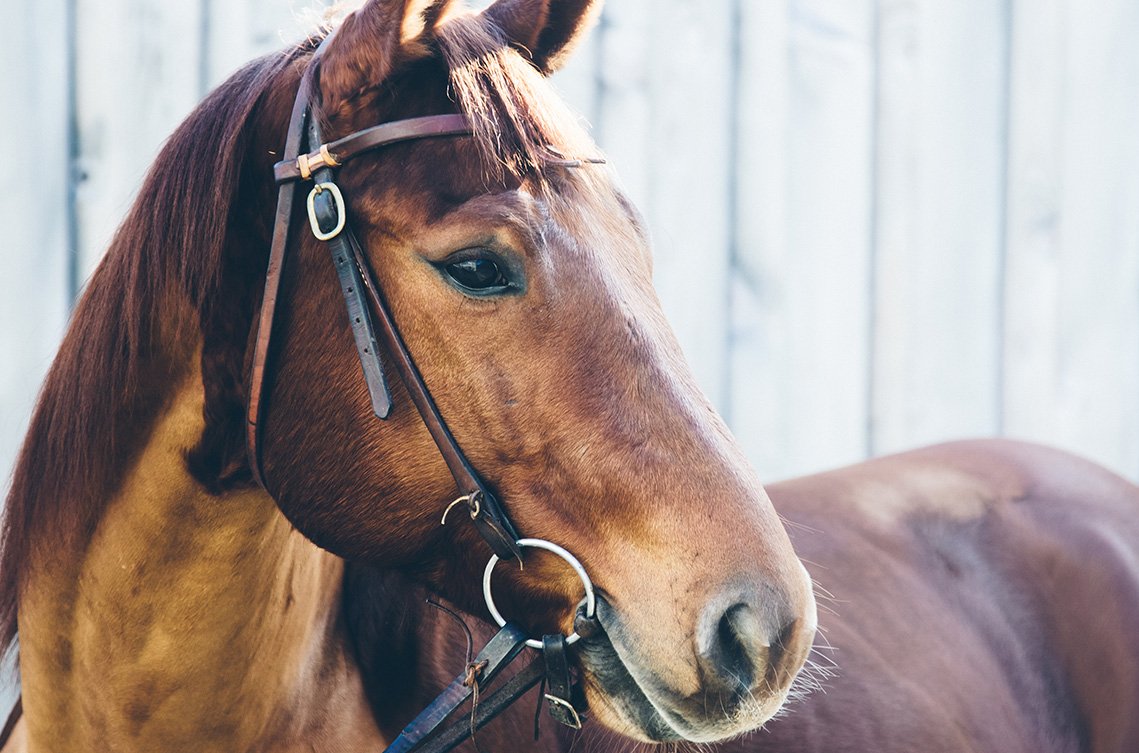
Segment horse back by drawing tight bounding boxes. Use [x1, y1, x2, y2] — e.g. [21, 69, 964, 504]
[749, 439, 1139, 753]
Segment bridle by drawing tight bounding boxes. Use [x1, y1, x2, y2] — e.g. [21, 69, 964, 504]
[244, 37, 597, 751]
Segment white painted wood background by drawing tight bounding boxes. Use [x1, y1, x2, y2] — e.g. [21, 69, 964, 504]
[3, 0, 1139, 495]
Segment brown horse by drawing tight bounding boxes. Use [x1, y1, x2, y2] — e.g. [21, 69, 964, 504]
[5, 1, 1139, 753]
[0, 0, 818, 750]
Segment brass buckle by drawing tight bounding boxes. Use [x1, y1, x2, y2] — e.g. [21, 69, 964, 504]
[297, 144, 340, 181]
[306, 182, 346, 241]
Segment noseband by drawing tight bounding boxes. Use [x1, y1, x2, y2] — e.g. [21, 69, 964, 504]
[244, 38, 595, 750]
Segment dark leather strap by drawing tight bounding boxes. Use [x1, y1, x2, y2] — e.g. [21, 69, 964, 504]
[309, 121, 393, 420]
[412, 659, 546, 753]
[244, 40, 522, 560]
[384, 622, 530, 753]
[245, 64, 317, 488]
[542, 634, 583, 729]
[274, 114, 472, 184]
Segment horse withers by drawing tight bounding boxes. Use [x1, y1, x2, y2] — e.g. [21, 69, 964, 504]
[0, 0, 816, 750]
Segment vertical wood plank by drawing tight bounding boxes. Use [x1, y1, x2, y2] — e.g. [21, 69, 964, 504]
[72, 0, 206, 281]
[591, 0, 736, 410]
[0, 0, 70, 495]
[641, 0, 735, 410]
[727, 0, 793, 478]
[1004, 0, 1139, 478]
[549, 14, 599, 127]
[870, 0, 1008, 456]
[204, 0, 316, 90]
[593, 0, 653, 228]
[593, 0, 735, 411]
[731, 0, 876, 479]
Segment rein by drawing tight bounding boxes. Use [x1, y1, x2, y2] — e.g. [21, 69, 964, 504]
[244, 38, 596, 752]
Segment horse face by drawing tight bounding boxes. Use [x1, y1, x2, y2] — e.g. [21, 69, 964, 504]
[258, 0, 816, 742]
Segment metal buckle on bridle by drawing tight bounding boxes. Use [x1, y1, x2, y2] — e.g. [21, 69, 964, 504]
[306, 181, 346, 241]
[543, 693, 583, 730]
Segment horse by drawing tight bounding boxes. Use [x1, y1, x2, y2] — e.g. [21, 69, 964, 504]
[5, 1, 1139, 752]
[0, 0, 820, 750]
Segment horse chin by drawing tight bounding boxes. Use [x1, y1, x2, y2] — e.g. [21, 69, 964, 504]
[576, 606, 791, 744]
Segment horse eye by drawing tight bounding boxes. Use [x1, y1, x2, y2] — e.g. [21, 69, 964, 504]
[444, 257, 510, 293]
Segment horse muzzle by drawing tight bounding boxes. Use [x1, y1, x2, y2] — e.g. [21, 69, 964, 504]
[575, 569, 818, 743]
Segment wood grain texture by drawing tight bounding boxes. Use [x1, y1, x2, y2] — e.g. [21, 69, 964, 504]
[1003, 0, 1139, 477]
[870, 0, 1008, 456]
[749, 0, 876, 478]
[72, 0, 206, 282]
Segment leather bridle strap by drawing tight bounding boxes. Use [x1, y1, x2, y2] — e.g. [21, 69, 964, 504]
[245, 47, 522, 561]
[274, 114, 471, 184]
[383, 622, 534, 753]
[412, 659, 546, 753]
[304, 114, 523, 560]
[245, 62, 316, 490]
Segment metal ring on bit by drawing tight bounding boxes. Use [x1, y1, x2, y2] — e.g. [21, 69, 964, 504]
[483, 538, 596, 650]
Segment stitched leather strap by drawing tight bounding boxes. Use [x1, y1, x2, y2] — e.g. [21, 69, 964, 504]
[412, 659, 546, 753]
[245, 43, 522, 560]
[309, 120, 393, 420]
[305, 109, 522, 561]
[245, 64, 317, 489]
[274, 114, 472, 184]
[384, 622, 530, 753]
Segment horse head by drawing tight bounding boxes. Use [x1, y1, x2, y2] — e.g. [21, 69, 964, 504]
[232, 0, 816, 742]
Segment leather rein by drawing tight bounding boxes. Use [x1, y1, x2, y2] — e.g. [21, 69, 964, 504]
[244, 40, 595, 752]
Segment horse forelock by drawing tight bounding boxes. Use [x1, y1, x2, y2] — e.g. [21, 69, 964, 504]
[433, 10, 597, 184]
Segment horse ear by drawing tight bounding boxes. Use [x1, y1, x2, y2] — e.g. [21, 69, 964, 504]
[318, 0, 458, 114]
[483, 0, 602, 74]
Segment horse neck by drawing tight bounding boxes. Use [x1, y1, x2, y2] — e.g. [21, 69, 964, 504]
[17, 343, 383, 753]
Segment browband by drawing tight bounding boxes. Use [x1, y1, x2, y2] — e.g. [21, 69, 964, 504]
[273, 113, 472, 184]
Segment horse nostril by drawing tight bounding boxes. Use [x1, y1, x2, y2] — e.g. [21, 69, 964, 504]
[700, 601, 799, 697]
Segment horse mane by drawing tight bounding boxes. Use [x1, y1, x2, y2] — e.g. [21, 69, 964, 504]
[0, 45, 312, 652]
[0, 8, 595, 656]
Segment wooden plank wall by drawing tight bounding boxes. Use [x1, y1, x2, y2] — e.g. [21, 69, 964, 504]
[4, 0, 1139, 492]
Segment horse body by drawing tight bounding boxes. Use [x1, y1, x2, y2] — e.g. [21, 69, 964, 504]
[3, 1, 818, 749]
[747, 439, 1139, 753]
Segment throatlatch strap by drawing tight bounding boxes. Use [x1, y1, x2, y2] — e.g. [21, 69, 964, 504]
[245, 64, 317, 488]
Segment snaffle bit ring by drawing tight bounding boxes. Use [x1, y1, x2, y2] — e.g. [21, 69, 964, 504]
[483, 538, 596, 650]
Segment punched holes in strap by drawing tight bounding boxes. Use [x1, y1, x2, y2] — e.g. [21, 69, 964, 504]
[307, 160, 394, 420]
